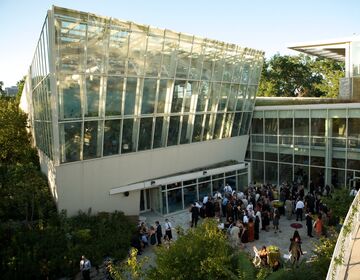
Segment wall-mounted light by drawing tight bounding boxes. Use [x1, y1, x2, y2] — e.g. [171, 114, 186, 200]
[151, 180, 156, 185]
[124, 191, 130, 197]
[203, 171, 207, 175]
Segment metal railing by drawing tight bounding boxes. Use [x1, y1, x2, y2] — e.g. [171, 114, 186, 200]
[326, 190, 360, 280]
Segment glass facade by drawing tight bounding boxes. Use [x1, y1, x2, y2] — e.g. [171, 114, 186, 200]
[51, 6, 263, 163]
[247, 106, 360, 188]
[159, 166, 248, 215]
[29, 15, 53, 159]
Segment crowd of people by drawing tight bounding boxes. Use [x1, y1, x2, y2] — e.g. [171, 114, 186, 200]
[127, 178, 339, 271]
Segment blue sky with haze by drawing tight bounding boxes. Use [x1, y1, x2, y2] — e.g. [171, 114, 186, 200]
[0, 0, 358, 87]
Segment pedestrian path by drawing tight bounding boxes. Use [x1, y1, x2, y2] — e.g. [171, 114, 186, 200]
[140, 211, 319, 266]
[345, 224, 360, 280]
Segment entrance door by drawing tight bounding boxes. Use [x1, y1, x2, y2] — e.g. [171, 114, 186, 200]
[140, 189, 151, 212]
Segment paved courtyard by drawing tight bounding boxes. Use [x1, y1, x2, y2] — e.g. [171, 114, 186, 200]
[140, 210, 319, 266]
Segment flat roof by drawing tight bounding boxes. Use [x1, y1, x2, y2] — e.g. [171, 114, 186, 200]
[287, 35, 360, 61]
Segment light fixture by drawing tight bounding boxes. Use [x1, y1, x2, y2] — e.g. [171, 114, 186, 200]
[203, 171, 207, 175]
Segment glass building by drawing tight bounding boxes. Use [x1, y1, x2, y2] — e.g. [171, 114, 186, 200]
[21, 6, 264, 216]
[22, 6, 360, 217]
[247, 102, 360, 188]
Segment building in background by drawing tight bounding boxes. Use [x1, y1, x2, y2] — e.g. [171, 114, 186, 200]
[21, 6, 264, 216]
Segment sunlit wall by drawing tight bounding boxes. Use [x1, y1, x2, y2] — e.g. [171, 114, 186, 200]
[53, 6, 264, 163]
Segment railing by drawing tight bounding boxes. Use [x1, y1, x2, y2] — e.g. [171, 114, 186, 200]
[326, 190, 360, 280]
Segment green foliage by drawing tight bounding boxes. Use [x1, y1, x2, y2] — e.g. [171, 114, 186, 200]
[231, 252, 256, 280]
[322, 189, 354, 223]
[258, 54, 344, 97]
[147, 219, 237, 280]
[0, 92, 136, 279]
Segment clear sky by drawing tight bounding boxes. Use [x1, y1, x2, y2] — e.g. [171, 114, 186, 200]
[0, 0, 359, 87]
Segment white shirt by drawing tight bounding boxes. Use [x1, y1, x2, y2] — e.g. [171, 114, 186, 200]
[224, 184, 232, 193]
[295, 200, 305, 210]
[165, 221, 172, 230]
[243, 215, 249, 224]
[203, 196, 209, 204]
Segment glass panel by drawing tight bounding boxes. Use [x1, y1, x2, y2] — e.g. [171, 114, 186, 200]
[85, 75, 100, 117]
[184, 185, 197, 208]
[252, 151, 264, 160]
[128, 31, 147, 76]
[237, 173, 248, 191]
[332, 157, 345, 168]
[294, 166, 308, 187]
[294, 119, 309, 136]
[122, 119, 136, 153]
[265, 118, 277, 134]
[124, 77, 137, 115]
[59, 75, 82, 119]
[86, 22, 107, 74]
[180, 115, 190, 144]
[141, 78, 157, 114]
[189, 41, 203, 80]
[213, 113, 224, 139]
[279, 136, 293, 145]
[83, 121, 101, 160]
[138, 117, 153, 151]
[60, 122, 82, 163]
[103, 120, 121, 156]
[212, 179, 224, 193]
[240, 112, 252, 135]
[108, 27, 129, 75]
[235, 85, 246, 111]
[348, 118, 360, 138]
[225, 176, 236, 190]
[153, 117, 165, 148]
[168, 188, 183, 213]
[294, 154, 309, 165]
[218, 83, 230, 111]
[331, 169, 345, 188]
[279, 118, 292, 135]
[348, 159, 360, 170]
[162, 191, 167, 215]
[332, 118, 346, 137]
[251, 117, 263, 134]
[222, 113, 233, 138]
[203, 114, 213, 140]
[161, 35, 178, 78]
[145, 34, 163, 77]
[227, 84, 238, 112]
[171, 80, 185, 113]
[265, 152, 277, 162]
[310, 166, 325, 188]
[279, 148, 292, 163]
[198, 181, 211, 201]
[279, 164, 293, 184]
[252, 161, 264, 184]
[167, 116, 180, 146]
[311, 118, 325, 136]
[231, 112, 242, 137]
[105, 77, 123, 116]
[196, 81, 209, 112]
[175, 35, 192, 79]
[192, 114, 204, 142]
[265, 162, 278, 185]
[311, 156, 325, 166]
[294, 136, 309, 146]
[57, 20, 86, 72]
[157, 79, 170, 113]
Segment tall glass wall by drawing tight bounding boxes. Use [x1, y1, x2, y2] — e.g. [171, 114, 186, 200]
[247, 106, 360, 188]
[159, 167, 248, 215]
[30, 15, 53, 159]
[53, 6, 264, 163]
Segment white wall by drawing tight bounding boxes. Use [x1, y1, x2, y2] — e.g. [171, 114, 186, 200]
[54, 136, 249, 216]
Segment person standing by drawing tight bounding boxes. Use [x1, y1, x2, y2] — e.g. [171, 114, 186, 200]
[80, 255, 91, 280]
[305, 211, 314, 237]
[155, 221, 162, 245]
[164, 218, 173, 241]
[190, 203, 200, 227]
[295, 198, 305, 221]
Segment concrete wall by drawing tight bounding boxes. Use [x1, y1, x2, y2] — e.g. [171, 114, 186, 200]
[54, 136, 249, 216]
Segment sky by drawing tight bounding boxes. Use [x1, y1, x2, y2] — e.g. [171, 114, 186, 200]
[0, 0, 359, 87]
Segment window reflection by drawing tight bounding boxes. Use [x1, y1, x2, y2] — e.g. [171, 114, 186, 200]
[124, 78, 137, 115]
[105, 77, 123, 116]
[138, 117, 153, 151]
[103, 120, 120, 156]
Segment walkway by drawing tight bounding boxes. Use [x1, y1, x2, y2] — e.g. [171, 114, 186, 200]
[140, 210, 319, 266]
[345, 224, 360, 280]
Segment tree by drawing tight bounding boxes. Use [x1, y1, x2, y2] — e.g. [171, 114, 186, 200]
[0, 81, 4, 96]
[258, 54, 344, 97]
[146, 219, 238, 280]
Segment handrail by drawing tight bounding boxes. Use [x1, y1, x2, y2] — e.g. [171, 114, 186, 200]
[326, 190, 360, 280]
